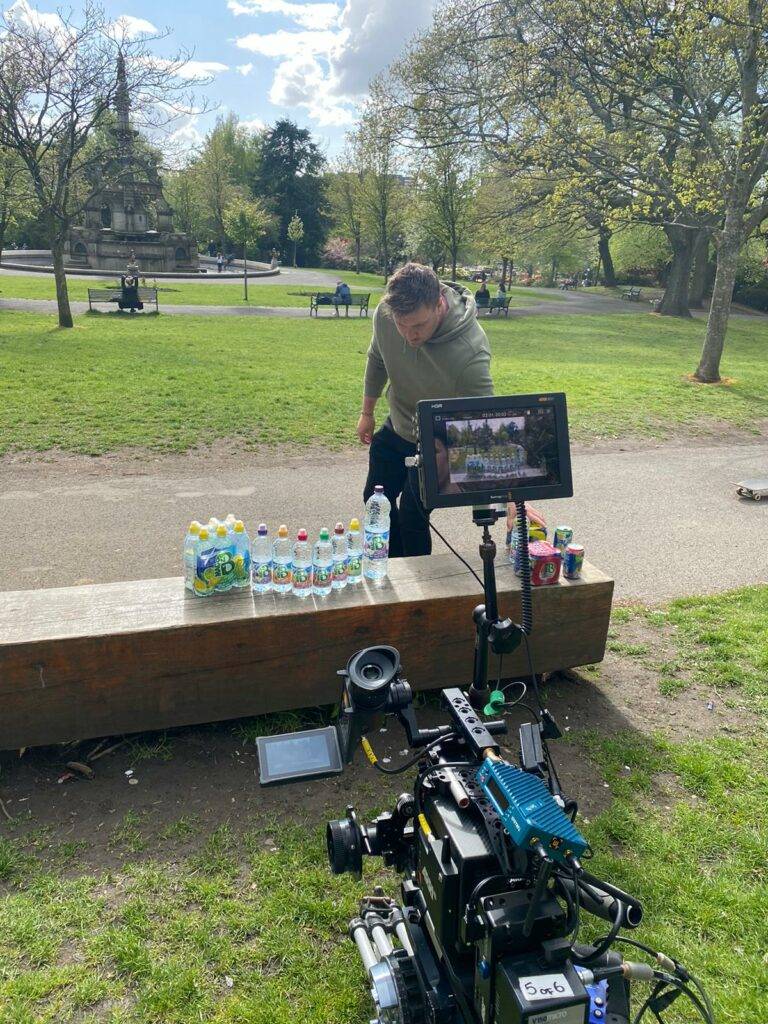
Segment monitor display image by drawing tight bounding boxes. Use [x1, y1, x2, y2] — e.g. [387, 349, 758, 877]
[257, 726, 343, 785]
[416, 394, 572, 509]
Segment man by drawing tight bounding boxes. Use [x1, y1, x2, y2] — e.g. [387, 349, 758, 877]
[358, 263, 495, 557]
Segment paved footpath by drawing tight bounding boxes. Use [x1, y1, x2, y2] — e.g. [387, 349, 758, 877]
[2, 440, 766, 601]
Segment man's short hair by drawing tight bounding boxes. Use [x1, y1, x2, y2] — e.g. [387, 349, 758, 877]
[384, 263, 441, 316]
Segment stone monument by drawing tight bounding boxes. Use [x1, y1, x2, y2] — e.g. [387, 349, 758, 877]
[67, 54, 198, 274]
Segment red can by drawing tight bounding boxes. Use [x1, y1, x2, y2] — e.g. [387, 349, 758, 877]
[528, 541, 562, 586]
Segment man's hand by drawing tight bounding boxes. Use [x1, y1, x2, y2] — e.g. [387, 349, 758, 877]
[357, 412, 375, 445]
[506, 503, 547, 531]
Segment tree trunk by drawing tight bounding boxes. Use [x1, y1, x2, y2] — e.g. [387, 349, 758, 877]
[51, 237, 73, 328]
[451, 248, 457, 282]
[688, 232, 710, 309]
[243, 241, 248, 302]
[694, 223, 741, 383]
[292, 241, 297, 267]
[355, 235, 361, 274]
[598, 228, 616, 286]
[659, 225, 696, 317]
[501, 257, 508, 289]
[549, 256, 558, 288]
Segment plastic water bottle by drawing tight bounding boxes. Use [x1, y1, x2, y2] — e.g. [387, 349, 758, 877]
[193, 527, 215, 597]
[272, 524, 292, 595]
[251, 523, 272, 593]
[224, 513, 237, 531]
[347, 518, 363, 585]
[183, 520, 202, 590]
[331, 522, 349, 590]
[231, 520, 251, 588]
[292, 529, 313, 598]
[214, 524, 236, 592]
[313, 527, 334, 596]
[364, 485, 391, 580]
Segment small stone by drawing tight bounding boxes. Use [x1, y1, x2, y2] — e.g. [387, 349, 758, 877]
[224, 975, 234, 988]
[128, 777, 139, 786]
[603, 782, 610, 788]
[379, 727, 387, 734]
[382, 757, 391, 764]
[125, 769, 134, 777]
[706, 700, 714, 712]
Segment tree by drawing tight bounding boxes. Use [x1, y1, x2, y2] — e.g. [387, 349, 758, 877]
[223, 196, 271, 300]
[0, 147, 34, 261]
[416, 147, 476, 280]
[357, 103, 407, 282]
[328, 138, 367, 273]
[287, 213, 304, 267]
[0, 2, 200, 327]
[256, 119, 327, 263]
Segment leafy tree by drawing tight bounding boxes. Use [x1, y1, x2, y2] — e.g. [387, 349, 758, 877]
[287, 213, 305, 267]
[223, 196, 272, 300]
[0, 146, 35, 261]
[357, 102, 407, 281]
[415, 147, 476, 280]
[328, 139, 367, 273]
[256, 119, 327, 263]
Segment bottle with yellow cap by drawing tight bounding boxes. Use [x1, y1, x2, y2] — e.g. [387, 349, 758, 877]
[231, 520, 251, 588]
[347, 518, 363, 584]
[183, 520, 202, 591]
[272, 524, 293, 594]
[192, 527, 216, 596]
[213, 523, 236, 593]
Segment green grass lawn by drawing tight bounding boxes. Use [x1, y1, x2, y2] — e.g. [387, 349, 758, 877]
[0, 585, 765, 1022]
[0, 309, 766, 455]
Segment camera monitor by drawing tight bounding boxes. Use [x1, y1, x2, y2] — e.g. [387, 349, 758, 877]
[416, 393, 573, 510]
[257, 726, 343, 786]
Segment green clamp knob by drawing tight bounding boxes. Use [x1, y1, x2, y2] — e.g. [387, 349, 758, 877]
[483, 690, 506, 716]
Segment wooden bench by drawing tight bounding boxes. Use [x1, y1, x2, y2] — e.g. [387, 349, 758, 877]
[0, 558, 613, 750]
[309, 292, 370, 317]
[620, 286, 642, 301]
[87, 287, 159, 312]
[488, 296, 512, 317]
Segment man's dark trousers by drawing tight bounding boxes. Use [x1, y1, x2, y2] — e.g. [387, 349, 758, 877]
[363, 422, 431, 557]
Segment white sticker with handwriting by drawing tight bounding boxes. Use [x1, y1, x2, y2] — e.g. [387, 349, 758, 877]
[519, 974, 574, 1002]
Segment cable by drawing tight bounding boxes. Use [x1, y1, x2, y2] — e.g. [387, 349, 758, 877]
[364, 732, 457, 775]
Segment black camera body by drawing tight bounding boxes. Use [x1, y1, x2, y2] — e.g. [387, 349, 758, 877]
[327, 675, 635, 1024]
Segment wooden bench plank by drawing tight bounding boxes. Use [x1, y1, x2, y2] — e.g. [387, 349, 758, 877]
[0, 557, 613, 749]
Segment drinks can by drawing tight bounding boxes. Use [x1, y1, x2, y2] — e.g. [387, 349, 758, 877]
[564, 543, 585, 579]
[553, 526, 573, 552]
[529, 541, 562, 586]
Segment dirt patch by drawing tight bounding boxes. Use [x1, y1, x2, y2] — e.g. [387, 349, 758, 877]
[0, 611, 754, 878]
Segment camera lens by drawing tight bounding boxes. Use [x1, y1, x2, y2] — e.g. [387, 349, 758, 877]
[362, 664, 382, 681]
[327, 817, 363, 876]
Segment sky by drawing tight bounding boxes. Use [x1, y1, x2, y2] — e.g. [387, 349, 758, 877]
[5, 0, 439, 158]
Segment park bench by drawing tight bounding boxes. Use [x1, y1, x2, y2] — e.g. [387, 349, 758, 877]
[559, 278, 577, 291]
[0, 556, 613, 750]
[620, 286, 642, 301]
[309, 292, 370, 317]
[488, 296, 512, 317]
[87, 286, 159, 312]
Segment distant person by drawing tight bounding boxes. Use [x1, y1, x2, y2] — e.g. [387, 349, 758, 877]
[334, 280, 352, 307]
[208, 240, 217, 257]
[475, 281, 490, 307]
[497, 280, 507, 298]
[216, 252, 224, 274]
[119, 272, 143, 312]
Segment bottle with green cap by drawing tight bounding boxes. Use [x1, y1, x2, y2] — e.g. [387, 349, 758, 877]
[183, 520, 202, 591]
[231, 520, 251, 588]
[312, 527, 333, 596]
[213, 523, 236, 593]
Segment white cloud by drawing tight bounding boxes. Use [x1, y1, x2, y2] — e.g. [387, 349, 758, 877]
[111, 14, 158, 39]
[5, 0, 66, 33]
[232, 0, 437, 128]
[236, 28, 336, 58]
[168, 115, 204, 156]
[227, 0, 339, 30]
[236, 61, 254, 75]
[240, 116, 266, 132]
[177, 59, 230, 79]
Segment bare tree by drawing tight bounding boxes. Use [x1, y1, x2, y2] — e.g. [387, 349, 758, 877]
[357, 103, 406, 282]
[328, 138, 367, 274]
[0, 1, 203, 327]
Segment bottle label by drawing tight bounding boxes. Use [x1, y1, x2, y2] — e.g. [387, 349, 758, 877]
[273, 562, 293, 586]
[293, 566, 311, 589]
[234, 551, 251, 582]
[313, 565, 332, 586]
[195, 545, 236, 593]
[253, 561, 272, 584]
[332, 559, 348, 583]
[364, 530, 390, 560]
[347, 555, 362, 576]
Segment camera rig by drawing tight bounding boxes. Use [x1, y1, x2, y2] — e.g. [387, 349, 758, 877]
[258, 393, 713, 1024]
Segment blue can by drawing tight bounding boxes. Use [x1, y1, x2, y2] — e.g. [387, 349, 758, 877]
[554, 526, 574, 552]
[564, 543, 585, 579]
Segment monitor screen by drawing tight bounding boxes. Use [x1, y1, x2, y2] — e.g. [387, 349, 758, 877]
[257, 726, 343, 785]
[416, 394, 573, 509]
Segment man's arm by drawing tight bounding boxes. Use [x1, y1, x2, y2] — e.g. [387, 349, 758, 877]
[455, 347, 494, 397]
[359, 311, 388, 444]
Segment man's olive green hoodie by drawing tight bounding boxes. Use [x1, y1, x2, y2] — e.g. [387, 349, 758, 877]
[363, 282, 493, 442]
